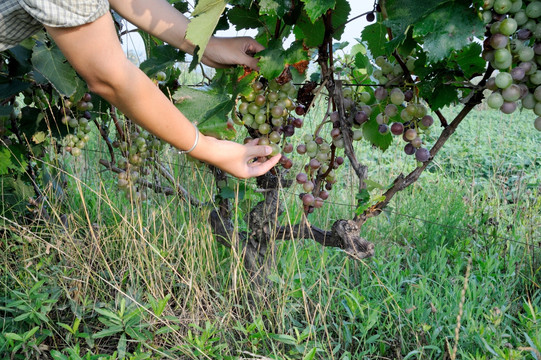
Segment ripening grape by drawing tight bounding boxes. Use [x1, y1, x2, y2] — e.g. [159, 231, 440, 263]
[388, 122, 403, 136]
[415, 147, 430, 162]
[374, 87, 388, 101]
[534, 116, 541, 130]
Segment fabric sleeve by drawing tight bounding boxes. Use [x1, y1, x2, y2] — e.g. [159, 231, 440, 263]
[17, 0, 109, 28]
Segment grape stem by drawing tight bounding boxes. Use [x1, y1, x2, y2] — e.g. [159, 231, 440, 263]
[93, 118, 116, 164]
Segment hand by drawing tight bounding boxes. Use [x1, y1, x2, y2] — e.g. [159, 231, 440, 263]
[194, 136, 281, 179]
[201, 37, 264, 69]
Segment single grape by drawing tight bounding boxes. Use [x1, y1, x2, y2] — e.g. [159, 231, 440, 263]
[499, 18, 517, 36]
[378, 124, 389, 134]
[421, 115, 434, 128]
[522, 93, 536, 108]
[511, 67, 526, 81]
[353, 129, 363, 140]
[494, 48, 512, 64]
[534, 117, 541, 131]
[500, 101, 517, 114]
[391, 122, 404, 135]
[493, 0, 512, 14]
[385, 104, 398, 117]
[526, 1, 541, 18]
[502, 84, 521, 102]
[283, 143, 293, 153]
[366, 12, 375, 22]
[519, 47, 535, 62]
[374, 87, 388, 101]
[390, 88, 405, 105]
[359, 92, 371, 103]
[490, 34, 509, 49]
[404, 143, 416, 155]
[354, 111, 368, 125]
[517, 28, 532, 40]
[405, 128, 417, 141]
[296, 172, 308, 184]
[302, 193, 315, 206]
[404, 89, 414, 102]
[330, 111, 340, 123]
[495, 72, 513, 89]
[411, 136, 422, 148]
[297, 144, 307, 154]
[292, 117, 303, 128]
[415, 148, 430, 162]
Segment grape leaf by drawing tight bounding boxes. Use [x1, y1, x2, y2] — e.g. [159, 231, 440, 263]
[331, 0, 350, 40]
[293, 14, 325, 48]
[453, 42, 486, 79]
[139, 45, 185, 77]
[172, 86, 235, 139]
[361, 22, 388, 58]
[413, 3, 484, 62]
[0, 146, 27, 175]
[301, 0, 335, 23]
[31, 43, 81, 97]
[228, 6, 263, 30]
[0, 78, 30, 99]
[384, 0, 450, 36]
[185, 0, 228, 64]
[257, 40, 286, 79]
[362, 118, 392, 151]
[259, 0, 292, 17]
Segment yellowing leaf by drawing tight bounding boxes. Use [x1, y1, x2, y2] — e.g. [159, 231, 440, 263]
[185, 0, 227, 61]
[32, 131, 47, 144]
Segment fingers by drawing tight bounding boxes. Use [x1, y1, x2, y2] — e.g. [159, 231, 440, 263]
[246, 154, 281, 178]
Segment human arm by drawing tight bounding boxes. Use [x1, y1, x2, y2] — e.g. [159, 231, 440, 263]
[45, 13, 279, 179]
[107, 0, 264, 69]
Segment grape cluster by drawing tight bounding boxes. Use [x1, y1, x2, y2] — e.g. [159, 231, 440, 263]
[236, 77, 303, 170]
[61, 93, 94, 157]
[481, 0, 541, 130]
[113, 122, 166, 201]
[294, 130, 344, 213]
[350, 55, 435, 162]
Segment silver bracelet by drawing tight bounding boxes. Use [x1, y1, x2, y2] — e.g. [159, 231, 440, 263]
[178, 122, 199, 155]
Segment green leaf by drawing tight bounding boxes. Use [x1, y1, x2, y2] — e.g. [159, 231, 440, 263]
[293, 14, 325, 48]
[303, 348, 318, 360]
[301, 0, 335, 23]
[259, 0, 292, 17]
[427, 84, 459, 110]
[0, 146, 27, 175]
[361, 22, 388, 58]
[257, 39, 286, 79]
[173, 86, 235, 139]
[228, 6, 263, 30]
[139, 45, 185, 77]
[185, 0, 228, 63]
[92, 325, 124, 339]
[355, 189, 370, 215]
[0, 105, 13, 117]
[362, 118, 392, 151]
[0, 79, 30, 99]
[331, 0, 350, 40]
[384, 0, 449, 36]
[31, 42, 81, 97]
[269, 333, 297, 345]
[453, 42, 486, 79]
[4, 333, 23, 341]
[413, 3, 484, 62]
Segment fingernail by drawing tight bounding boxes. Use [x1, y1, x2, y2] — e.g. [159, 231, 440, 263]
[265, 146, 272, 155]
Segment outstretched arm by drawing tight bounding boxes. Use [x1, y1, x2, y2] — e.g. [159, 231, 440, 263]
[108, 0, 264, 69]
[45, 13, 279, 178]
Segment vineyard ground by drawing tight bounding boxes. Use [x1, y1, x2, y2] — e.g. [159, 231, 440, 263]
[1, 106, 540, 359]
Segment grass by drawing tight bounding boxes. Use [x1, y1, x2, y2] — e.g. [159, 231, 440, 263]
[1, 105, 540, 359]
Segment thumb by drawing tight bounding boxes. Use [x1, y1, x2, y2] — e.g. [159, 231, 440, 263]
[247, 143, 273, 158]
